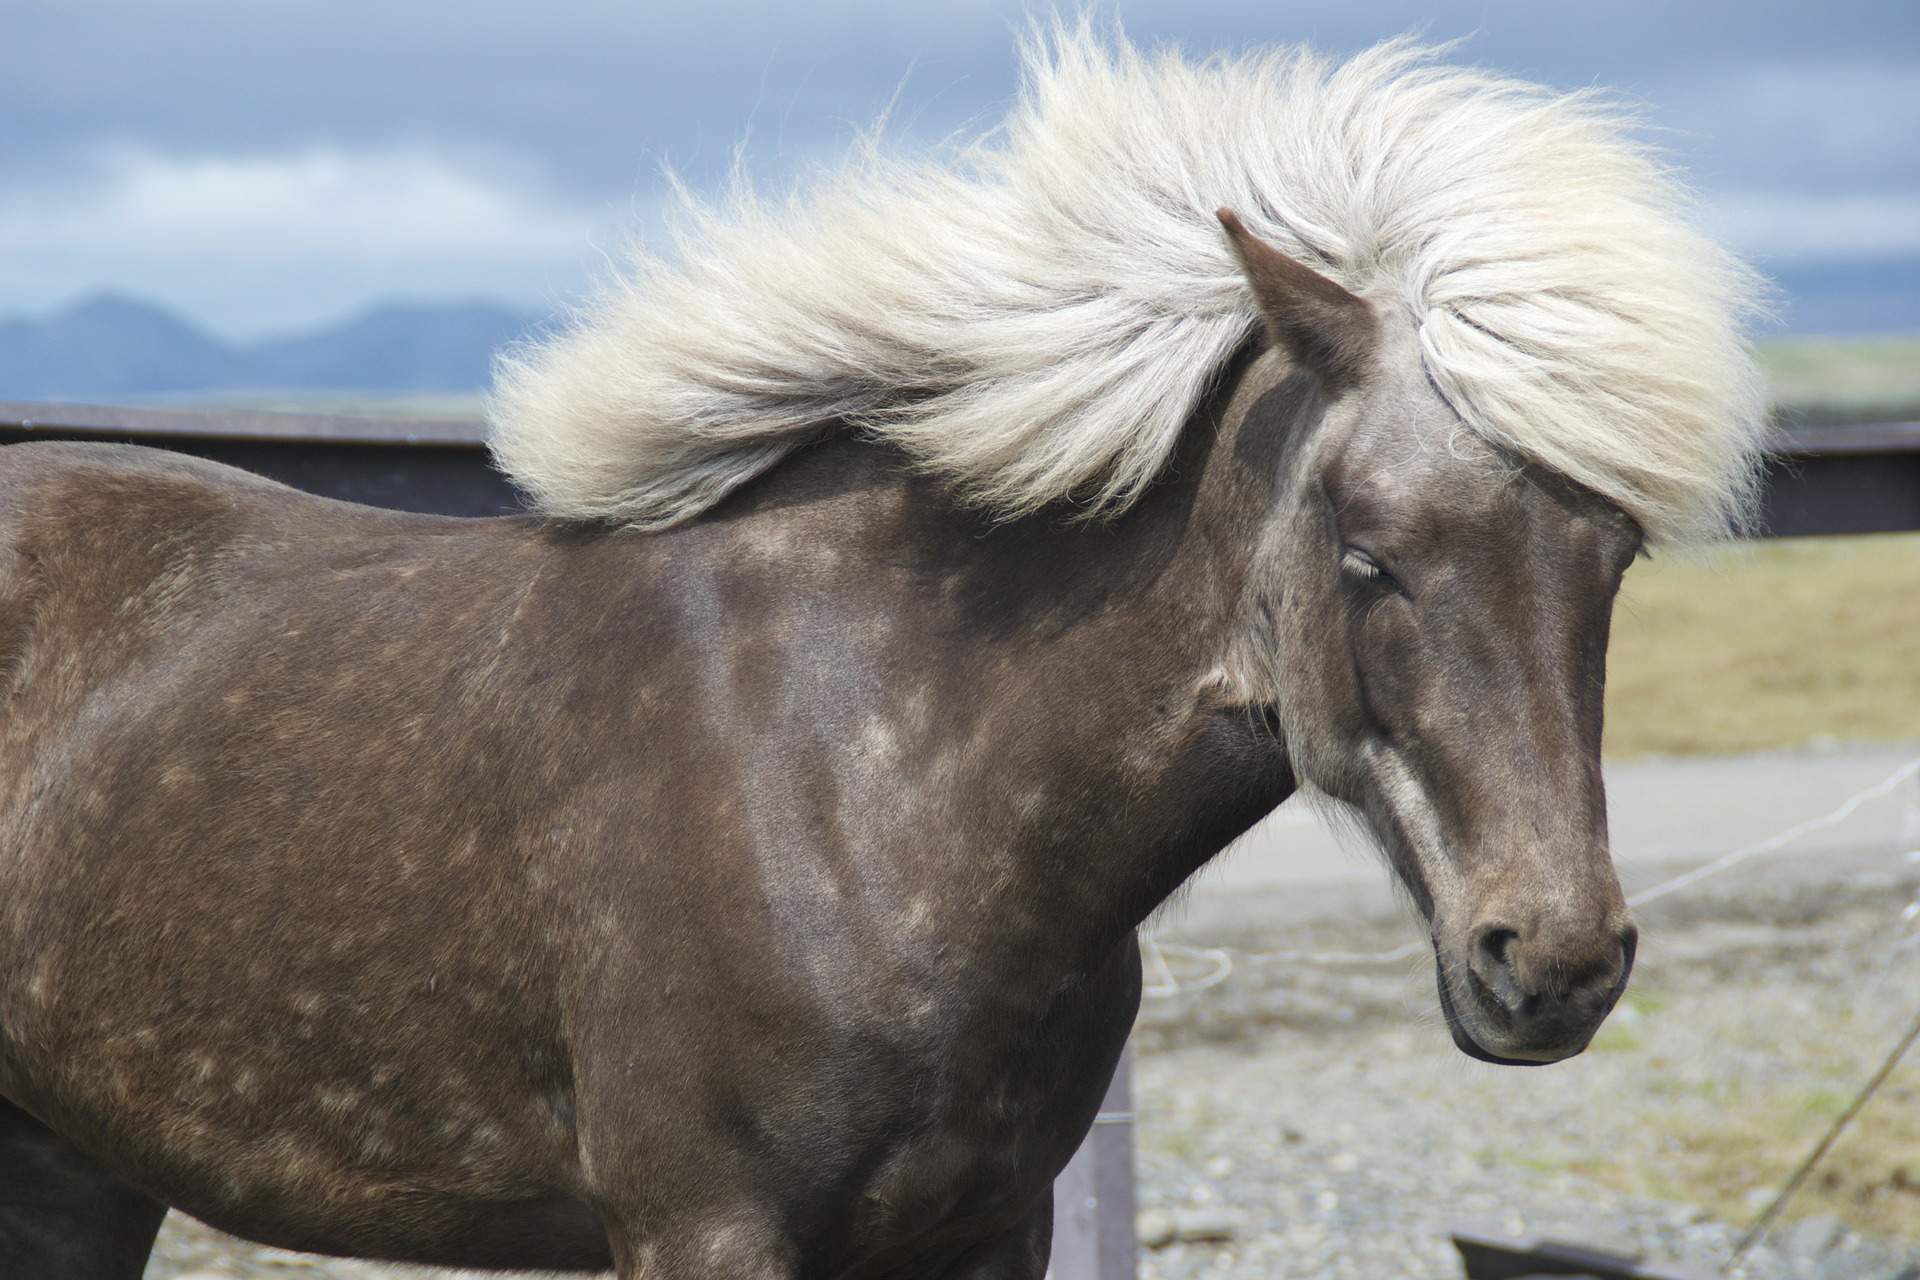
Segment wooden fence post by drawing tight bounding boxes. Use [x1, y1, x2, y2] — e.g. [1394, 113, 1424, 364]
[1049, 1045, 1136, 1280]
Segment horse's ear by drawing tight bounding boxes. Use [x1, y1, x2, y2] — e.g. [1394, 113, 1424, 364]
[1217, 209, 1376, 390]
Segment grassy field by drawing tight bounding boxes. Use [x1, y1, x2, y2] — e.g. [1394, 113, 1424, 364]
[1576, 976, 1920, 1247]
[1761, 333, 1920, 427]
[1603, 532, 1920, 758]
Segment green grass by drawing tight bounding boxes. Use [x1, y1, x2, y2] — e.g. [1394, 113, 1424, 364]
[1589, 1019, 1645, 1053]
[1477, 1144, 1568, 1174]
[1549, 996, 1920, 1246]
[1603, 533, 1920, 758]
[1760, 333, 1920, 427]
[1616, 1072, 1920, 1244]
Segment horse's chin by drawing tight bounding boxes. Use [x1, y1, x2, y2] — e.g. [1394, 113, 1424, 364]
[1431, 954, 1596, 1067]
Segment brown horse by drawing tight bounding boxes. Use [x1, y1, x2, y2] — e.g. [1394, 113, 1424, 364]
[0, 33, 1763, 1280]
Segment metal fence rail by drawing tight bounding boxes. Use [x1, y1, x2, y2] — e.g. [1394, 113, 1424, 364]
[1764, 422, 1920, 536]
[0, 400, 515, 517]
[5, 402, 1919, 538]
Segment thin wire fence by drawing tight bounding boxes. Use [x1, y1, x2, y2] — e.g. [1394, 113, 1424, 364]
[1137, 753, 1920, 1272]
[1142, 755, 1920, 999]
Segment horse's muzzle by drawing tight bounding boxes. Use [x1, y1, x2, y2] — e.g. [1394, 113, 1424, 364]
[1434, 921, 1637, 1065]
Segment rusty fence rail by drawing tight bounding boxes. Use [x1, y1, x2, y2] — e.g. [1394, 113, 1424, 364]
[2, 401, 1918, 1280]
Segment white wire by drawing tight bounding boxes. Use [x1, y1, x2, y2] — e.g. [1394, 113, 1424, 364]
[1141, 939, 1235, 994]
[1142, 755, 1920, 998]
[1625, 756, 1920, 907]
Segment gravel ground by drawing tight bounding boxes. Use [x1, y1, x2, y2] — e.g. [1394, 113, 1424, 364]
[143, 841, 1920, 1280]
[1131, 844, 1920, 1280]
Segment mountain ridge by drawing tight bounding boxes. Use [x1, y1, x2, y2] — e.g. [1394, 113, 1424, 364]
[0, 294, 543, 400]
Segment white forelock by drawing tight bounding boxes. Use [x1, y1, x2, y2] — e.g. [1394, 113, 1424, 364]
[487, 26, 1769, 544]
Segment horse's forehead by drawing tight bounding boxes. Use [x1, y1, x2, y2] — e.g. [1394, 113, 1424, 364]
[1326, 318, 1634, 544]
[1328, 363, 1507, 512]
[1328, 398, 1640, 584]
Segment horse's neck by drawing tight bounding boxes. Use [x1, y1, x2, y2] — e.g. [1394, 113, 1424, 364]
[691, 359, 1294, 975]
[939, 399, 1292, 958]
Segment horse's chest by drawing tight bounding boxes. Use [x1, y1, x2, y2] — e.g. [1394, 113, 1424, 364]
[827, 1009, 1129, 1268]
[826, 1089, 1080, 1272]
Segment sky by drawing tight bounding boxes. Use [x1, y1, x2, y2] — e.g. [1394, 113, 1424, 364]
[5, 0, 1918, 339]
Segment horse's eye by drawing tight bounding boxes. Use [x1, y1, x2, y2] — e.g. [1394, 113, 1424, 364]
[1341, 546, 1408, 597]
[1341, 546, 1387, 583]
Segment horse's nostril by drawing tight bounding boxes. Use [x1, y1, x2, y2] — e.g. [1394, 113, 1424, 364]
[1470, 925, 1526, 1009]
[1476, 926, 1519, 975]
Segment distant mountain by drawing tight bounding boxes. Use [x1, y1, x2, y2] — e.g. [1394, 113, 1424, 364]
[0, 295, 246, 397]
[0, 294, 544, 401]
[250, 302, 540, 392]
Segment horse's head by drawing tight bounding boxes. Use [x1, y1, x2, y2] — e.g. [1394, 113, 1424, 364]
[1218, 212, 1640, 1065]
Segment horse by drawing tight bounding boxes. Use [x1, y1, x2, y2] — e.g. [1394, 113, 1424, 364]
[0, 30, 1765, 1280]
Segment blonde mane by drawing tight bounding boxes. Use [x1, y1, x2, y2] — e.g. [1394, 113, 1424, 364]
[488, 26, 1769, 544]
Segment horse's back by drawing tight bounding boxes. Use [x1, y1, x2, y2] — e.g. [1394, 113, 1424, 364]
[0, 438, 476, 579]
[0, 437, 562, 911]
[0, 442, 260, 696]
[0, 443, 622, 1267]
[0, 438, 533, 693]
[0, 437, 381, 533]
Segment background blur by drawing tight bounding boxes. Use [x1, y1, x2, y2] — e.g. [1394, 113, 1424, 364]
[4, 0, 1918, 410]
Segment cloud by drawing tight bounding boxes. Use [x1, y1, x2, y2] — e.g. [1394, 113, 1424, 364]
[1656, 63, 1920, 191]
[0, 147, 612, 336]
[1709, 190, 1920, 262]
[7, 39, 1916, 334]
[0, 148, 599, 264]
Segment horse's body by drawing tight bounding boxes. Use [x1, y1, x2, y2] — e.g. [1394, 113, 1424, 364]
[0, 435, 1178, 1276]
[0, 31, 1765, 1280]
